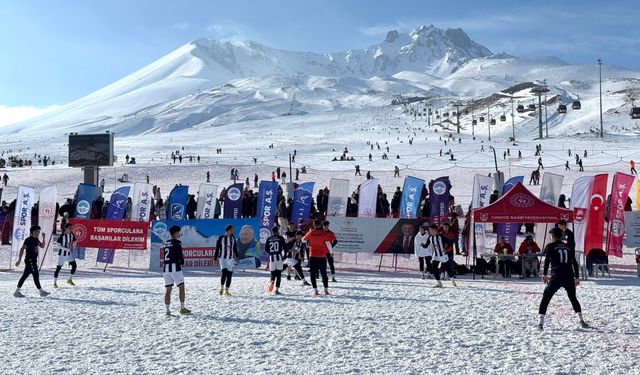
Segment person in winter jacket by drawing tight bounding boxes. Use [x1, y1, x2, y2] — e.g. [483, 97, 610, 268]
[414, 224, 432, 279]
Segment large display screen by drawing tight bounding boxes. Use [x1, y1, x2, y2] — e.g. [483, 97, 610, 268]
[68, 133, 114, 167]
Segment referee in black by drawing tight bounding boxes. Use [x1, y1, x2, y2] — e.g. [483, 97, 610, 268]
[537, 227, 588, 330]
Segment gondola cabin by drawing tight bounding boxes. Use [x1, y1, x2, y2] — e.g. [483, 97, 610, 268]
[443, 112, 449, 118]
[630, 107, 640, 119]
[558, 104, 567, 113]
[490, 119, 496, 125]
[572, 100, 581, 110]
[528, 104, 536, 111]
[500, 115, 507, 121]
[479, 116, 485, 122]
[516, 104, 526, 113]
[472, 119, 477, 125]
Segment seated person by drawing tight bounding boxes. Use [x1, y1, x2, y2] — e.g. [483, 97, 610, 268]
[494, 236, 515, 278]
[518, 235, 541, 278]
[586, 248, 608, 275]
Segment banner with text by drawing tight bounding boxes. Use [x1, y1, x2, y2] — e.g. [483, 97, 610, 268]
[606, 172, 635, 257]
[131, 182, 153, 222]
[471, 175, 493, 255]
[399, 176, 425, 219]
[168, 185, 189, 220]
[496, 176, 524, 248]
[429, 176, 451, 226]
[37, 186, 58, 268]
[196, 183, 218, 219]
[69, 218, 148, 250]
[291, 182, 314, 225]
[358, 179, 379, 218]
[97, 186, 131, 264]
[11, 185, 35, 264]
[256, 181, 278, 243]
[149, 218, 260, 272]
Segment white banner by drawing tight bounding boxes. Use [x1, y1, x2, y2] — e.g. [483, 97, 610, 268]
[570, 176, 594, 252]
[196, 183, 218, 219]
[11, 185, 36, 266]
[624, 212, 640, 247]
[38, 186, 58, 268]
[328, 217, 411, 253]
[535, 172, 564, 248]
[471, 175, 493, 254]
[358, 178, 379, 218]
[130, 182, 153, 222]
[327, 178, 350, 217]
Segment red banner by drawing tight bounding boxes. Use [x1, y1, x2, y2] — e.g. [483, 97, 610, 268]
[605, 172, 635, 257]
[584, 174, 608, 254]
[69, 218, 148, 250]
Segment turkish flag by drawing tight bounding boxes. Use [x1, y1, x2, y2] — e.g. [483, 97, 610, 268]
[584, 174, 608, 254]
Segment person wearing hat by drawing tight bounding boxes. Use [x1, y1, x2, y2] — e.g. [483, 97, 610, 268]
[414, 223, 432, 279]
[494, 237, 515, 278]
[518, 235, 541, 278]
[556, 220, 576, 253]
[537, 227, 588, 330]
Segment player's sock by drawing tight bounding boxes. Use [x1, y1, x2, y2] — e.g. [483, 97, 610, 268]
[166, 304, 171, 313]
[576, 312, 584, 322]
[538, 314, 545, 325]
[180, 302, 185, 309]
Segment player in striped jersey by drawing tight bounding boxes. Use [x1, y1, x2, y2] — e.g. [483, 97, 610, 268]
[163, 226, 190, 315]
[53, 223, 78, 288]
[214, 224, 239, 296]
[265, 227, 286, 295]
[424, 224, 457, 288]
[285, 231, 311, 286]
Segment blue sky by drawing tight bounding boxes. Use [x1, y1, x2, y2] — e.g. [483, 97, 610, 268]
[1, 0, 639, 123]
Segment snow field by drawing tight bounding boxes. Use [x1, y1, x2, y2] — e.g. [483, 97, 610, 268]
[1, 267, 639, 375]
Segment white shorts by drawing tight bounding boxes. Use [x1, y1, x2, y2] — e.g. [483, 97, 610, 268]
[284, 258, 298, 267]
[163, 271, 185, 287]
[56, 254, 75, 267]
[219, 259, 235, 271]
[269, 260, 284, 271]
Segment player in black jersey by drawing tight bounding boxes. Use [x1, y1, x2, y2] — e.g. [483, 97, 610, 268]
[285, 231, 311, 286]
[54, 223, 78, 288]
[265, 227, 286, 295]
[14, 226, 50, 297]
[537, 228, 588, 330]
[284, 222, 298, 280]
[163, 226, 190, 315]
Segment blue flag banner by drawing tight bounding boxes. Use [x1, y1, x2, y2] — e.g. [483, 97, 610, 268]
[74, 183, 97, 219]
[291, 182, 315, 225]
[74, 183, 97, 260]
[97, 186, 131, 264]
[256, 181, 278, 243]
[223, 183, 244, 219]
[429, 177, 452, 226]
[168, 185, 189, 220]
[399, 176, 425, 219]
[496, 176, 524, 248]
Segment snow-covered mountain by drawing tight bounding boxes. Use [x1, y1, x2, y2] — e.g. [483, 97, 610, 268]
[3, 24, 640, 138]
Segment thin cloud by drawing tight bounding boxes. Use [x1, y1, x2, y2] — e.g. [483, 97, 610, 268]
[0, 105, 60, 127]
[173, 22, 190, 31]
[205, 21, 255, 42]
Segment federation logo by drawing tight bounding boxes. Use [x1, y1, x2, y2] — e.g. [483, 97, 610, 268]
[72, 224, 88, 243]
[153, 222, 168, 237]
[40, 202, 56, 220]
[260, 228, 270, 243]
[76, 200, 91, 215]
[14, 228, 27, 241]
[610, 219, 625, 237]
[574, 208, 586, 223]
[170, 204, 185, 220]
[432, 181, 447, 195]
[227, 187, 242, 201]
[509, 193, 535, 208]
[479, 213, 489, 222]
